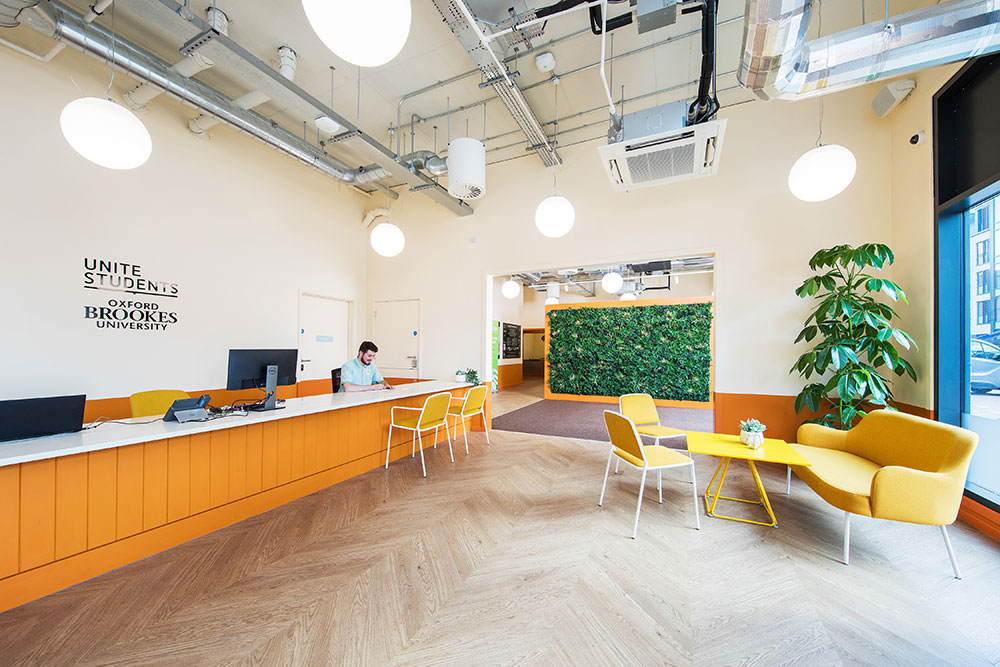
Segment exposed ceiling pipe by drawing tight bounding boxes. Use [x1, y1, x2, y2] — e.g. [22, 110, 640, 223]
[124, 5, 225, 111]
[0, 0, 110, 61]
[401, 150, 448, 177]
[190, 44, 296, 138]
[740, 0, 1000, 101]
[17, 1, 392, 190]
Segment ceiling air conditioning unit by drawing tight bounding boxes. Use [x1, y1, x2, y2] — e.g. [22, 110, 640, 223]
[598, 101, 727, 192]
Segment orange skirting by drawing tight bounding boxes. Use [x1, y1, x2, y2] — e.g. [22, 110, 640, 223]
[0, 386, 491, 614]
[958, 495, 1000, 544]
[497, 363, 523, 389]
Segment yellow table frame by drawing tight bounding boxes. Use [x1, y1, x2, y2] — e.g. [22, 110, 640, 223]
[685, 431, 811, 529]
[703, 457, 778, 527]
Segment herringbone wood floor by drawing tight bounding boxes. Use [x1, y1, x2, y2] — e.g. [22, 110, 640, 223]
[1, 385, 998, 665]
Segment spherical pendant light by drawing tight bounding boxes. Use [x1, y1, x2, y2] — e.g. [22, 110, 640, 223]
[501, 279, 521, 299]
[369, 221, 405, 257]
[302, 0, 411, 68]
[601, 271, 623, 294]
[545, 297, 559, 306]
[620, 292, 637, 301]
[60, 97, 152, 170]
[788, 144, 857, 202]
[535, 195, 575, 238]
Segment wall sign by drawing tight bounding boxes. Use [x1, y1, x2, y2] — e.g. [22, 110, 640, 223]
[502, 322, 521, 359]
[82, 257, 181, 331]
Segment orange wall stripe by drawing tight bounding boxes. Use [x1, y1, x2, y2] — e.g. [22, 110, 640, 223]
[958, 496, 1000, 544]
[498, 363, 523, 389]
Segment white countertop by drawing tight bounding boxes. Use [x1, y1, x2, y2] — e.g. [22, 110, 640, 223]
[0, 381, 472, 467]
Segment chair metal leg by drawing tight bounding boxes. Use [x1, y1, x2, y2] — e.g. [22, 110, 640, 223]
[411, 431, 416, 457]
[632, 469, 648, 539]
[385, 425, 393, 469]
[658, 470, 663, 504]
[417, 430, 426, 478]
[940, 525, 962, 579]
[615, 460, 620, 474]
[843, 511, 851, 565]
[443, 422, 454, 463]
[462, 416, 470, 454]
[482, 410, 490, 446]
[689, 463, 700, 530]
[786, 466, 792, 495]
[598, 449, 614, 506]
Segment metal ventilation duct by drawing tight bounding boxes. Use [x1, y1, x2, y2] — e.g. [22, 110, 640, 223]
[739, 0, 1000, 101]
[432, 0, 560, 167]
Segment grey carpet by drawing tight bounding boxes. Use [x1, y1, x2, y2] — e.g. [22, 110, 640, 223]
[492, 399, 714, 443]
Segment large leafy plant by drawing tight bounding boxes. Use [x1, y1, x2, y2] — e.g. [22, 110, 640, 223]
[791, 243, 917, 429]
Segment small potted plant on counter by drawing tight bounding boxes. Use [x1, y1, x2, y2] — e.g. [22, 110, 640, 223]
[455, 369, 466, 383]
[464, 368, 480, 385]
[739, 418, 766, 448]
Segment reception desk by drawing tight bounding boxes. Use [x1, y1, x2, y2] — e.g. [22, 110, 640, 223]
[0, 381, 485, 613]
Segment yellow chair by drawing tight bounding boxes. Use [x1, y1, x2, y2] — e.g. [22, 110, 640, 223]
[599, 410, 701, 539]
[616, 393, 686, 473]
[130, 389, 190, 418]
[385, 392, 453, 478]
[791, 410, 978, 577]
[448, 385, 490, 455]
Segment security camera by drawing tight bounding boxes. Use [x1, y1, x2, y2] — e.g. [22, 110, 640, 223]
[909, 131, 925, 146]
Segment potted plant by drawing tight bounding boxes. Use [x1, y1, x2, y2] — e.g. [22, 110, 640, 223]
[464, 368, 480, 385]
[454, 369, 465, 383]
[790, 243, 917, 429]
[739, 418, 766, 448]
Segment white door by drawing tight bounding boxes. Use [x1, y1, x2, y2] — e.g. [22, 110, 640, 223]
[298, 293, 351, 382]
[373, 299, 419, 379]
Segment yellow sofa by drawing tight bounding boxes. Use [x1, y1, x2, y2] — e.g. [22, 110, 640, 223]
[790, 410, 978, 578]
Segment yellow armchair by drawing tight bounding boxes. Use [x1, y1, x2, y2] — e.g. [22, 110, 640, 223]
[790, 410, 977, 578]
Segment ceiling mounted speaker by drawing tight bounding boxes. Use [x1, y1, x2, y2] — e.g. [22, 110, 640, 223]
[447, 137, 486, 200]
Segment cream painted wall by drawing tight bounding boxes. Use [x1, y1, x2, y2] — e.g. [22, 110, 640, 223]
[368, 81, 937, 406]
[491, 276, 522, 366]
[0, 48, 370, 399]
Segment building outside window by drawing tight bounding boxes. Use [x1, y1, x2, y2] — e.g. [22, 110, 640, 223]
[977, 240, 990, 265]
[978, 205, 992, 232]
[978, 300, 990, 325]
[978, 270, 990, 295]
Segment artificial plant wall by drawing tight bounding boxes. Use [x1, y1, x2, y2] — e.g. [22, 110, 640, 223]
[547, 303, 713, 401]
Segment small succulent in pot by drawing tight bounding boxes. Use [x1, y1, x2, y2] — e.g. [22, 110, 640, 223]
[464, 368, 480, 385]
[739, 418, 766, 448]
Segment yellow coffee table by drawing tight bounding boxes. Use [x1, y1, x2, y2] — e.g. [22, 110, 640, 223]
[686, 431, 811, 528]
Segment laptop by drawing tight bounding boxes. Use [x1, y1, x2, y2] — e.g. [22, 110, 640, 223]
[0, 394, 87, 443]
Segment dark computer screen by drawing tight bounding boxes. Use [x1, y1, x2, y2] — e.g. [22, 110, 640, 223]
[0, 394, 86, 442]
[226, 349, 298, 391]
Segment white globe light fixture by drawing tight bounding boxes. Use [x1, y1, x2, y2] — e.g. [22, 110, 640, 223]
[60, 97, 152, 170]
[501, 279, 521, 299]
[601, 271, 624, 294]
[535, 195, 575, 238]
[369, 221, 405, 257]
[620, 292, 637, 301]
[302, 0, 411, 68]
[545, 297, 559, 306]
[788, 144, 857, 202]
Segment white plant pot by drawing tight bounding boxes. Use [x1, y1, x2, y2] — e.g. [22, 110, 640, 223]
[455, 373, 465, 383]
[740, 430, 765, 448]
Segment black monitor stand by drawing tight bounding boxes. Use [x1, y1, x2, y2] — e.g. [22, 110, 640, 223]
[250, 364, 284, 412]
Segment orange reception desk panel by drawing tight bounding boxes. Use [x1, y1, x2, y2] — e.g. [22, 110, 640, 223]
[0, 381, 485, 614]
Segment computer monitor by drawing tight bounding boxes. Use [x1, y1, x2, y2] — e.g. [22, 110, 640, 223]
[0, 394, 86, 443]
[226, 349, 298, 391]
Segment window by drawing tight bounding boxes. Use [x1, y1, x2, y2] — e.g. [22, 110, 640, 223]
[977, 240, 990, 265]
[977, 205, 993, 232]
[978, 300, 990, 324]
[978, 270, 990, 295]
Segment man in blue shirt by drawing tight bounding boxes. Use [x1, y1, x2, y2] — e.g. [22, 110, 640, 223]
[339, 341, 393, 392]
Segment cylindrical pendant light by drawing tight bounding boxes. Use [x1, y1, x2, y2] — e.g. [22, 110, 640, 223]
[447, 137, 486, 199]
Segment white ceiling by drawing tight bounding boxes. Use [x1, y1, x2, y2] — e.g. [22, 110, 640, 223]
[42, 0, 939, 172]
